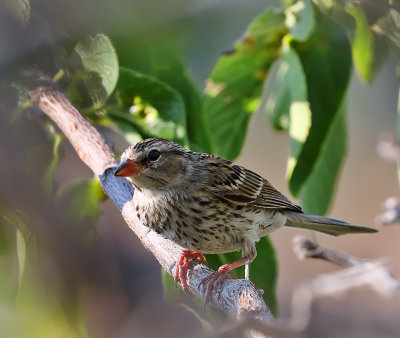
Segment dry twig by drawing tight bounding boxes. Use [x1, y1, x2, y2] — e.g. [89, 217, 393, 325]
[290, 235, 400, 330]
[292, 235, 365, 267]
[217, 236, 400, 336]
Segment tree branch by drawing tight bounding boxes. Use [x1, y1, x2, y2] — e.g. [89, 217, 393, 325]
[290, 235, 400, 330]
[292, 235, 365, 267]
[215, 236, 400, 336]
[28, 81, 273, 324]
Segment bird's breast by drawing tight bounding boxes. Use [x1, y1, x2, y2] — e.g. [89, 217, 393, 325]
[131, 188, 286, 254]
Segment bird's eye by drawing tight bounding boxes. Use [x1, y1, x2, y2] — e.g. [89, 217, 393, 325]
[148, 149, 161, 161]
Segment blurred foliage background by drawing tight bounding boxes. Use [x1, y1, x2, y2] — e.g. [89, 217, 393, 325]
[1, 0, 400, 336]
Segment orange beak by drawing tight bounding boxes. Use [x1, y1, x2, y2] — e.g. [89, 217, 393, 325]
[114, 159, 144, 177]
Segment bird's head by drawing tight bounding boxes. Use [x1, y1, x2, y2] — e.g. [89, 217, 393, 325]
[114, 138, 202, 191]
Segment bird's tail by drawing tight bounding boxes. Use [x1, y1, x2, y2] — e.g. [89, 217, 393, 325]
[284, 211, 377, 236]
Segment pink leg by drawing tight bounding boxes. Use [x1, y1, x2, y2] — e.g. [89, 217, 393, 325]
[175, 249, 207, 293]
[200, 256, 251, 305]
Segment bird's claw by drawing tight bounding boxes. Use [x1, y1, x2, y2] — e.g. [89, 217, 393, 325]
[174, 249, 207, 294]
[199, 264, 230, 307]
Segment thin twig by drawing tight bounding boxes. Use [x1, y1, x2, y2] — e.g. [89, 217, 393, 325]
[292, 235, 365, 267]
[290, 235, 400, 330]
[28, 81, 273, 324]
[219, 236, 400, 336]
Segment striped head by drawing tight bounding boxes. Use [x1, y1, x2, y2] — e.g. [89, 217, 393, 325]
[114, 138, 200, 191]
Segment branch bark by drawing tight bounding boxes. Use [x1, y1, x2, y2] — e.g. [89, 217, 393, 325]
[29, 82, 273, 324]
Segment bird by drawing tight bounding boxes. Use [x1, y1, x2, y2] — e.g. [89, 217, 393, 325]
[114, 137, 377, 301]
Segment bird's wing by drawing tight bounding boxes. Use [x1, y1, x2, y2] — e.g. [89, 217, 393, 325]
[207, 158, 302, 212]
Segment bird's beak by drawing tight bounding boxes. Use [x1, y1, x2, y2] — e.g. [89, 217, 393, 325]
[114, 159, 144, 177]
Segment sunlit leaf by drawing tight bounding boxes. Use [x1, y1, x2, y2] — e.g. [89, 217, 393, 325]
[203, 9, 287, 160]
[285, 0, 315, 42]
[68, 34, 119, 106]
[274, 42, 312, 192]
[299, 101, 347, 214]
[75, 34, 119, 96]
[288, 11, 352, 197]
[346, 4, 387, 83]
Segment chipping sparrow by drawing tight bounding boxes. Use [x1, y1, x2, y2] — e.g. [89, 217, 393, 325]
[115, 138, 377, 300]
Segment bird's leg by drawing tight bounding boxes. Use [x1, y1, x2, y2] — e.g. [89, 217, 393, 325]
[200, 255, 251, 306]
[245, 260, 250, 280]
[175, 249, 207, 293]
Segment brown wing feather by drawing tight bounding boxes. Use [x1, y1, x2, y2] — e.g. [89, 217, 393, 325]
[251, 179, 302, 212]
[207, 158, 302, 212]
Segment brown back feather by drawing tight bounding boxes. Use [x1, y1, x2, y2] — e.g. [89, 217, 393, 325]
[207, 157, 302, 212]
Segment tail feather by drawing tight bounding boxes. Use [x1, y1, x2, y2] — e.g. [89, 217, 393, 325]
[284, 211, 377, 236]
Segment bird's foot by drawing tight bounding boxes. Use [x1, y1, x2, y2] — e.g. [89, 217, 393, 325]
[175, 249, 207, 293]
[199, 256, 251, 308]
[199, 264, 231, 306]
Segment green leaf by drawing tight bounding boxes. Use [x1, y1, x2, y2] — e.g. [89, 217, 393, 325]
[0, 206, 86, 337]
[206, 237, 278, 315]
[42, 132, 63, 194]
[277, 43, 312, 191]
[0, 206, 32, 292]
[299, 101, 347, 214]
[375, 8, 400, 63]
[57, 176, 106, 224]
[148, 46, 211, 152]
[285, 0, 315, 42]
[161, 268, 184, 302]
[16, 229, 27, 289]
[264, 60, 291, 131]
[288, 11, 352, 197]
[74, 34, 119, 105]
[110, 67, 187, 145]
[313, 0, 355, 29]
[203, 9, 287, 160]
[345, 4, 387, 83]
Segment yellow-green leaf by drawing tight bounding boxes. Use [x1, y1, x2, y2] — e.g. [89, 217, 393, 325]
[346, 4, 386, 83]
